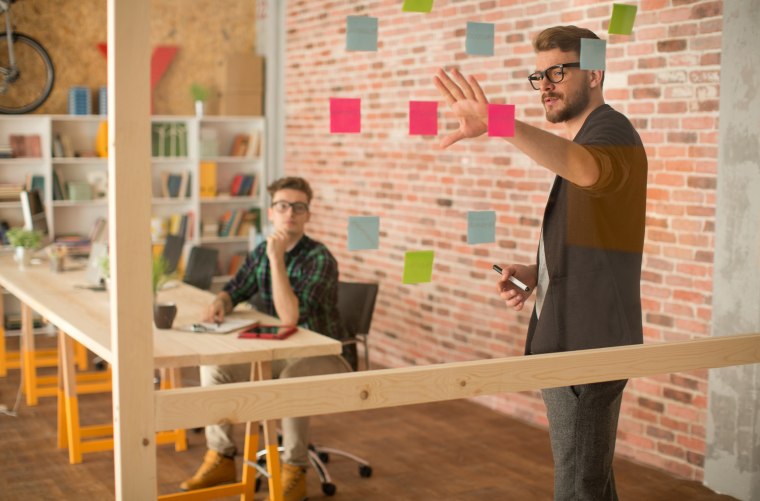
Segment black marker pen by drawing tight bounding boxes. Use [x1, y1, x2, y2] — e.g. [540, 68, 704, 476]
[493, 264, 531, 293]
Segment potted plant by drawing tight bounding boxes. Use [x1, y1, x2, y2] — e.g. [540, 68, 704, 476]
[152, 255, 173, 297]
[98, 253, 110, 289]
[190, 83, 209, 117]
[7, 227, 42, 270]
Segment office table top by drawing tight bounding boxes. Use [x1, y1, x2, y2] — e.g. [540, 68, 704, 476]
[0, 254, 341, 367]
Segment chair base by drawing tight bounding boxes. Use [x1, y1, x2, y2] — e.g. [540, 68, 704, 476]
[254, 444, 372, 497]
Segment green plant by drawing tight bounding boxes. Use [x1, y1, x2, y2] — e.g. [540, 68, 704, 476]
[152, 255, 173, 295]
[190, 83, 209, 102]
[6, 227, 42, 249]
[99, 253, 110, 280]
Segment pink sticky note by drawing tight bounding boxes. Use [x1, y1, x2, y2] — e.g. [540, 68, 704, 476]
[330, 98, 361, 133]
[488, 104, 515, 137]
[409, 101, 438, 136]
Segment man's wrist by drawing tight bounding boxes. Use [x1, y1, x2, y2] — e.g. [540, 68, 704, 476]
[215, 293, 232, 313]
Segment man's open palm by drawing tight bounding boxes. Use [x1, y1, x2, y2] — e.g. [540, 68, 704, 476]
[434, 68, 490, 148]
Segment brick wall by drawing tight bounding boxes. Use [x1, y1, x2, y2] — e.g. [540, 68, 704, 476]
[284, 0, 722, 481]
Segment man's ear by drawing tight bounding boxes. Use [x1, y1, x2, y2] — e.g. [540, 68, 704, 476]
[589, 69, 604, 89]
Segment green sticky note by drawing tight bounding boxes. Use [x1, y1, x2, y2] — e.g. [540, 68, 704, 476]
[402, 251, 434, 284]
[402, 0, 434, 13]
[608, 4, 638, 35]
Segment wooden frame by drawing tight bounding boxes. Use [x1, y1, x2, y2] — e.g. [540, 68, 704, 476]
[103, 2, 756, 499]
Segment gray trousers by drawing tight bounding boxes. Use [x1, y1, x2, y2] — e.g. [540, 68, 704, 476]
[201, 355, 351, 466]
[541, 379, 628, 501]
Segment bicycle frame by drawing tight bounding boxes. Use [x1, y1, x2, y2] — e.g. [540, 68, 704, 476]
[0, 0, 16, 80]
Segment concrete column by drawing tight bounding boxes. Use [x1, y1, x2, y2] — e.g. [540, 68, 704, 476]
[704, 1, 760, 499]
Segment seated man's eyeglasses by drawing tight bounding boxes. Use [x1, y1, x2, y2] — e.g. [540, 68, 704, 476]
[528, 62, 581, 90]
[271, 200, 310, 214]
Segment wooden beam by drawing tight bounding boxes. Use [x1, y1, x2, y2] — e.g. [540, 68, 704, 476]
[155, 332, 760, 431]
[108, 0, 155, 499]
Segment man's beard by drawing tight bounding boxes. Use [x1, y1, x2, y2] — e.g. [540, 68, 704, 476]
[544, 85, 590, 124]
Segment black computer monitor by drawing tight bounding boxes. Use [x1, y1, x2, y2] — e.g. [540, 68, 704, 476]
[20, 189, 50, 237]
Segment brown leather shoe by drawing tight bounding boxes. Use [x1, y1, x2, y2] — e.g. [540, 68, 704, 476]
[179, 449, 236, 491]
[278, 462, 307, 501]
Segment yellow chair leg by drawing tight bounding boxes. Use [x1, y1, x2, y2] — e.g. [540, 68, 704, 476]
[64, 394, 83, 464]
[57, 388, 68, 449]
[240, 421, 259, 501]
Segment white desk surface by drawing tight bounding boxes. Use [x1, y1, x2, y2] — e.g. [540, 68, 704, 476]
[0, 254, 341, 367]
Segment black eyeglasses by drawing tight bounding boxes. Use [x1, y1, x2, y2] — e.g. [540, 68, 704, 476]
[528, 62, 581, 90]
[271, 200, 310, 214]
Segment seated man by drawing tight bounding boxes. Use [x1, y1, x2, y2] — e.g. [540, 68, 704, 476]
[180, 176, 352, 501]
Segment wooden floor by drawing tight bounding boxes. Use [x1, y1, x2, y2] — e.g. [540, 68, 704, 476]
[0, 341, 737, 500]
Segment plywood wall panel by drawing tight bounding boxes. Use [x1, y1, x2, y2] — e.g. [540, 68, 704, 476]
[10, 0, 255, 115]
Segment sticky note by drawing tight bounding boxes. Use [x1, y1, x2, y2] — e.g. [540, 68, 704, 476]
[467, 211, 496, 244]
[330, 98, 361, 134]
[402, 251, 434, 284]
[348, 216, 380, 251]
[466, 22, 495, 56]
[488, 104, 515, 137]
[346, 16, 378, 52]
[409, 101, 438, 136]
[580, 38, 606, 70]
[608, 4, 638, 35]
[402, 0, 434, 13]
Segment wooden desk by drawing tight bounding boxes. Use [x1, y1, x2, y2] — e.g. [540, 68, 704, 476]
[0, 255, 342, 500]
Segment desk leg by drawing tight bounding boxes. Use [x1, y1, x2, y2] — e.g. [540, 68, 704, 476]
[57, 334, 67, 450]
[59, 330, 83, 464]
[0, 288, 6, 377]
[258, 361, 283, 501]
[20, 303, 38, 406]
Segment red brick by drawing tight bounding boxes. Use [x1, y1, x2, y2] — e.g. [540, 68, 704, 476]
[657, 39, 687, 52]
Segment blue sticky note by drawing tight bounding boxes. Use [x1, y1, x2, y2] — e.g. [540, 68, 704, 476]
[466, 22, 495, 56]
[467, 211, 496, 244]
[580, 38, 606, 70]
[348, 216, 380, 251]
[346, 16, 378, 52]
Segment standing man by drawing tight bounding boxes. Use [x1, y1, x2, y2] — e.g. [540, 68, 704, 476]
[180, 176, 351, 501]
[435, 26, 647, 500]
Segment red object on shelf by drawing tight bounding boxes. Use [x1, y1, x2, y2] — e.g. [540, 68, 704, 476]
[96, 43, 179, 113]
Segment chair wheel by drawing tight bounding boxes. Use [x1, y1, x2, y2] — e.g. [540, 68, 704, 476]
[322, 482, 337, 496]
[359, 465, 373, 478]
[318, 451, 330, 463]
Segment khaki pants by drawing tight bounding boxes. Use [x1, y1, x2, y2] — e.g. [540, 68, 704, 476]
[201, 355, 351, 466]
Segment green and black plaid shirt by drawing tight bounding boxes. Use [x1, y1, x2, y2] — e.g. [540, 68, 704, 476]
[223, 235, 348, 341]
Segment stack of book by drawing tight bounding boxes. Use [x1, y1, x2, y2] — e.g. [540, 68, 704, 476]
[152, 122, 188, 157]
[0, 143, 12, 158]
[230, 173, 257, 197]
[150, 212, 193, 241]
[159, 171, 192, 199]
[68, 86, 92, 115]
[9, 134, 42, 158]
[0, 183, 24, 201]
[228, 130, 261, 157]
[217, 208, 260, 237]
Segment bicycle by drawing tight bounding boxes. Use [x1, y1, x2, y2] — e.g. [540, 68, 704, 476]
[0, 0, 54, 114]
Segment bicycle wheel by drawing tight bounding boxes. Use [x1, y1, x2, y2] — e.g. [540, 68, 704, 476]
[0, 32, 55, 114]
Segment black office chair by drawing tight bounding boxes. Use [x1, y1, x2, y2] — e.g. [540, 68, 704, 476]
[182, 246, 218, 290]
[252, 281, 379, 496]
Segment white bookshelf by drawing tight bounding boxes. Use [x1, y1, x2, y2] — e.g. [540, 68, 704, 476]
[0, 114, 266, 301]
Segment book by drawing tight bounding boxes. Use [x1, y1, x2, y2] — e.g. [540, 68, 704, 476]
[230, 173, 244, 196]
[228, 252, 247, 275]
[199, 161, 217, 198]
[167, 174, 182, 198]
[52, 168, 65, 200]
[246, 130, 261, 158]
[178, 171, 190, 200]
[230, 134, 250, 156]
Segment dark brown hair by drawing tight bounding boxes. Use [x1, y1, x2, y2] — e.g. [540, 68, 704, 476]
[534, 26, 604, 87]
[267, 176, 313, 203]
[533, 25, 601, 54]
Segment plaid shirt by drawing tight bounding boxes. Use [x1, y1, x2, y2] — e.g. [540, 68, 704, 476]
[223, 235, 347, 341]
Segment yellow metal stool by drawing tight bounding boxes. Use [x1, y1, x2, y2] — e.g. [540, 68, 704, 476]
[56, 330, 187, 464]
